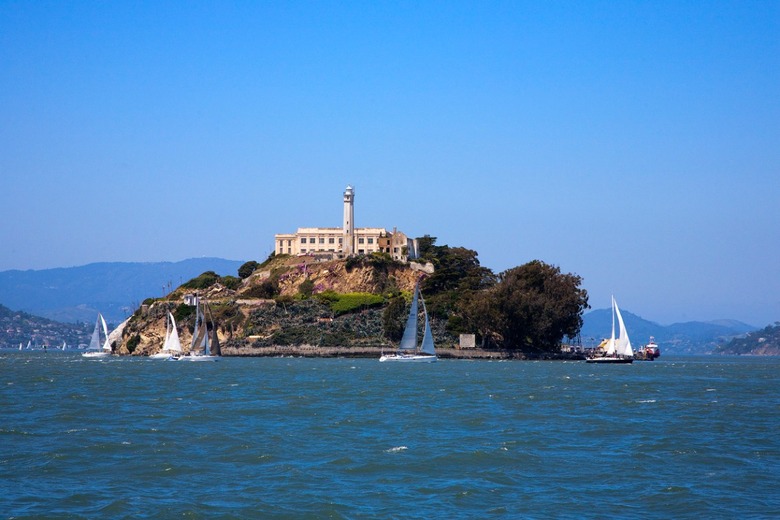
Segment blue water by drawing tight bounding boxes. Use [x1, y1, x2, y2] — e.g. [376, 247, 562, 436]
[1, 352, 778, 519]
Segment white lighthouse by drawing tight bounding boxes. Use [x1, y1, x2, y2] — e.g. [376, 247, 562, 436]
[342, 185, 355, 256]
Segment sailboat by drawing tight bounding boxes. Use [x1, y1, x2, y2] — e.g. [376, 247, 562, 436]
[379, 282, 437, 363]
[82, 313, 112, 358]
[150, 312, 183, 359]
[177, 296, 219, 362]
[586, 296, 633, 364]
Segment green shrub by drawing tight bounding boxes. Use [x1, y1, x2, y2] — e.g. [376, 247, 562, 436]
[221, 275, 242, 290]
[271, 327, 309, 346]
[126, 334, 141, 354]
[243, 279, 279, 299]
[238, 261, 259, 279]
[173, 303, 195, 323]
[182, 271, 220, 290]
[322, 292, 385, 316]
[298, 279, 315, 298]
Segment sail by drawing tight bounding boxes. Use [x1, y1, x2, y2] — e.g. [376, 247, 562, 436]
[613, 298, 633, 357]
[100, 314, 111, 351]
[162, 313, 172, 352]
[200, 319, 210, 356]
[210, 327, 221, 356]
[87, 316, 102, 351]
[419, 293, 436, 356]
[167, 313, 182, 353]
[205, 301, 221, 356]
[399, 284, 419, 351]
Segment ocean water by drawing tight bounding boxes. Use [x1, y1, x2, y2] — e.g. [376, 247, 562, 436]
[1, 352, 778, 519]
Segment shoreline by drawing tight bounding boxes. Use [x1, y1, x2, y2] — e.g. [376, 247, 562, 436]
[220, 345, 585, 360]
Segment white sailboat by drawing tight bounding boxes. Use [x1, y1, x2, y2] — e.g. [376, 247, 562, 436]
[380, 282, 437, 363]
[586, 296, 633, 364]
[150, 312, 183, 359]
[177, 296, 219, 362]
[82, 313, 112, 358]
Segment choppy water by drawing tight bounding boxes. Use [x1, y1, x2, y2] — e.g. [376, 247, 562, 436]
[1, 352, 778, 519]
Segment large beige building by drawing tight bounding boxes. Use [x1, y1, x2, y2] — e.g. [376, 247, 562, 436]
[274, 186, 418, 262]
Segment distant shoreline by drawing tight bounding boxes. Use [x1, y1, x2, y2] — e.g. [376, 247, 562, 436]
[221, 345, 585, 360]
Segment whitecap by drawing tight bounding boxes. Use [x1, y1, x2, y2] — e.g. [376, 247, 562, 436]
[386, 446, 408, 453]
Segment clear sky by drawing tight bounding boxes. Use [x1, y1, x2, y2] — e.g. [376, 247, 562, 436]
[1, 1, 778, 326]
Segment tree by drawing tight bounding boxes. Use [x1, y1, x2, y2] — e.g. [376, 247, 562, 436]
[458, 289, 501, 348]
[492, 260, 589, 352]
[238, 261, 260, 279]
[415, 240, 496, 322]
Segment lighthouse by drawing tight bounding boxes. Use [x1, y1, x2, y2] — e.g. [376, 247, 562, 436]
[342, 185, 355, 256]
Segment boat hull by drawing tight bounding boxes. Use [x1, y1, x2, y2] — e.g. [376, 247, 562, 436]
[177, 355, 219, 362]
[585, 356, 633, 364]
[149, 352, 174, 359]
[81, 351, 110, 358]
[379, 353, 437, 363]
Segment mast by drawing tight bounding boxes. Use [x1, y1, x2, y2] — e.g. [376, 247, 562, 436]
[419, 290, 435, 355]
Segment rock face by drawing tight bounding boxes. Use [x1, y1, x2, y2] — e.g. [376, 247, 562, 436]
[117, 255, 441, 356]
[251, 255, 423, 296]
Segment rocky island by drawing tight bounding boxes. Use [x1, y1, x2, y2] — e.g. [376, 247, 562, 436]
[113, 238, 590, 359]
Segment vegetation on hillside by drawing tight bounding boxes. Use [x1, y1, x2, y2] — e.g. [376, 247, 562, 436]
[715, 322, 780, 355]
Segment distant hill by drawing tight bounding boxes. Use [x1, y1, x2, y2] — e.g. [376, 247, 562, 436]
[715, 323, 780, 355]
[0, 258, 245, 324]
[581, 308, 757, 355]
[0, 304, 91, 348]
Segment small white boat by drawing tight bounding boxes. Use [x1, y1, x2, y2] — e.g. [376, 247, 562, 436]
[82, 313, 112, 358]
[586, 296, 633, 364]
[176, 295, 219, 362]
[380, 281, 437, 363]
[149, 312, 183, 359]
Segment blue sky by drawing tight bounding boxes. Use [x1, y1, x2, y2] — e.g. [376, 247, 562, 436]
[1, 1, 778, 326]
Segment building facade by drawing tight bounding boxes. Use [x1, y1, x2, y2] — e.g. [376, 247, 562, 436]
[274, 186, 416, 262]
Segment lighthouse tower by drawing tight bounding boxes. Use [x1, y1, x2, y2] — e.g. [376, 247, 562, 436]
[342, 185, 355, 256]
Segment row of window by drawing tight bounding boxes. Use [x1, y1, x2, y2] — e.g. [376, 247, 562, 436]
[300, 237, 342, 244]
[297, 237, 380, 245]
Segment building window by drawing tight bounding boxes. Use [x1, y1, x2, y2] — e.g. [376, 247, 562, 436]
[358, 249, 365, 254]
[358, 238, 364, 244]
[301, 238, 307, 244]
[319, 238, 325, 244]
[367, 238, 374, 244]
[393, 247, 398, 253]
[329, 238, 335, 244]
[301, 248, 307, 253]
[339, 238, 343, 244]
